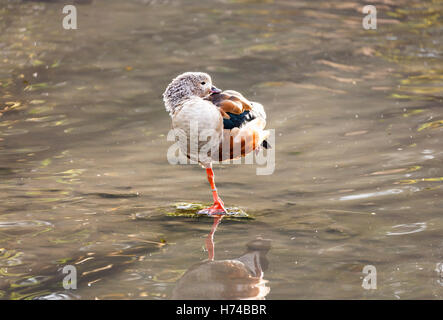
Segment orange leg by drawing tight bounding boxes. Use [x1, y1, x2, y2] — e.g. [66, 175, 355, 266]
[198, 168, 227, 215]
[205, 215, 223, 261]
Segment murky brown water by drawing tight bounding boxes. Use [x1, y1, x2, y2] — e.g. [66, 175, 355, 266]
[0, 0, 442, 299]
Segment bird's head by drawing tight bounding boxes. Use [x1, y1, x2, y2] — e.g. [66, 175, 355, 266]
[163, 72, 221, 115]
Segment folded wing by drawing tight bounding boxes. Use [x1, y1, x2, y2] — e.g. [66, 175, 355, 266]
[215, 118, 270, 162]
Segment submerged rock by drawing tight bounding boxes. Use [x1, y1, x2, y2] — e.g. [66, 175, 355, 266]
[165, 202, 253, 220]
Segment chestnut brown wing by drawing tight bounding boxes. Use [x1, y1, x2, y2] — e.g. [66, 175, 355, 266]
[222, 90, 253, 111]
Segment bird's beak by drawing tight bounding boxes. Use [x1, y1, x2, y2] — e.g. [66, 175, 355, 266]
[210, 86, 222, 94]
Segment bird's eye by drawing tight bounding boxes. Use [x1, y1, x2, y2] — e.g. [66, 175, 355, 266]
[201, 82, 206, 85]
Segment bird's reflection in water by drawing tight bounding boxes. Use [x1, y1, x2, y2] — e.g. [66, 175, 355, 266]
[172, 216, 271, 300]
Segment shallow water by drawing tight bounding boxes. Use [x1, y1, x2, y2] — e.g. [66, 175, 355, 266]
[0, 0, 442, 299]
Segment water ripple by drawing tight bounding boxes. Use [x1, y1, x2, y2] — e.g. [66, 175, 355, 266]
[338, 189, 403, 201]
[0, 220, 53, 228]
[386, 222, 427, 236]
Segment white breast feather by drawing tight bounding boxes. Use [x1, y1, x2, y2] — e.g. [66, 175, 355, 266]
[172, 97, 223, 166]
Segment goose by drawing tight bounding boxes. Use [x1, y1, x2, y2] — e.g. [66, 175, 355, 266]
[163, 72, 269, 215]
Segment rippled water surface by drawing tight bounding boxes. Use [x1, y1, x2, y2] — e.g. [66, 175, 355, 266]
[0, 0, 442, 299]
